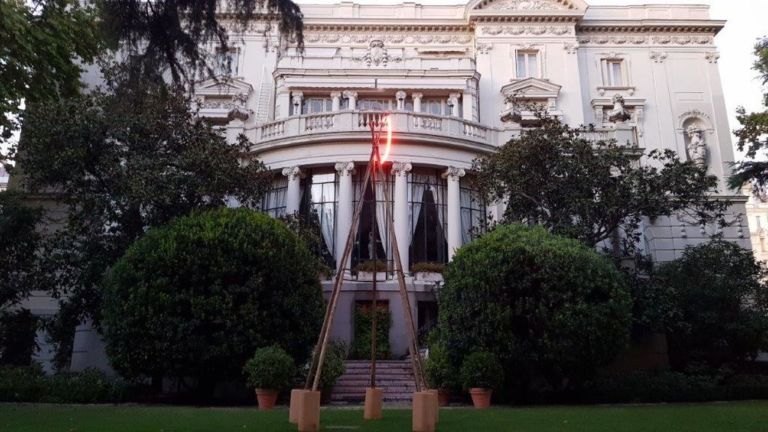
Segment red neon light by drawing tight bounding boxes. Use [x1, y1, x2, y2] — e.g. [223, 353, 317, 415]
[382, 116, 393, 162]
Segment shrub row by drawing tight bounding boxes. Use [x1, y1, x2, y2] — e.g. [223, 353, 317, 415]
[0, 365, 138, 403]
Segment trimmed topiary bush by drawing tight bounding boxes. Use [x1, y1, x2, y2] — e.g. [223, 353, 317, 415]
[243, 346, 296, 391]
[460, 352, 503, 390]
[425, 344, 457, 391]
[438, 224, 631, 393]
[101, 208, 324, 392]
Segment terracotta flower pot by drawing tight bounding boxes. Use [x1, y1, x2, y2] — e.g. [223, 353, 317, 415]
[255, 389, 278, 411]
[437, 389, 451, 407]
[469, 388, 492, 409]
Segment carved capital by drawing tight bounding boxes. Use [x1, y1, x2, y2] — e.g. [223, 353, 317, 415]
[705, 51, 720, 64]
[282, 166, 303, 181]
[330, 91, 342, 99]
[291, 91, 303, 105]
[442, 166, 466, 181]
[396, 90, 407, 101]
[334, 162, 355, 177]
[649, 51, 667, 63]
[411, 92, 424, 101]
[342, 90, 358, 100]
[391, 162, 413, 177]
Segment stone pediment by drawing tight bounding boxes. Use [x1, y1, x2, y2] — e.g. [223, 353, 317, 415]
[501, 78, 561, 100]
[469, 0, 587, 13]
[195, 78, 253, 97]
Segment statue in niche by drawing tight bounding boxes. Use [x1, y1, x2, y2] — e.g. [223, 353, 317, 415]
[607, 94, 632, 123]
[686, 125, 708, 168]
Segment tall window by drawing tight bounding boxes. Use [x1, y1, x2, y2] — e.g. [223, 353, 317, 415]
[302, 97, 333, 114]
[261, 176, 288, 217]
[299, 171, 337, 268]
[352, 168, 394, 270]
[422, 99, 443, 116]
[409, 169, 448, 266]
[603, 59, 625, 86]
[460, 183, 486, 245]
[516, 51, 539, 79]
[358, 99, 392, 111]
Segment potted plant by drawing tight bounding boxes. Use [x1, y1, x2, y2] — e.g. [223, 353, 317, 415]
[243, 346, 296, 411]
[353, 260, 387, 281]
[411, 262, 445, 282]
[319, 342, 347, 404]
[424, 345, 457, 406]
[460, 351, 503, 409]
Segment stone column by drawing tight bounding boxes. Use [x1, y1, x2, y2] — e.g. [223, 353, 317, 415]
[291, 91, 303, 116]
[391, 162, 413, 273]
[343, 91, 358, 111]
[282, 166, 303, 215]
[462, 91, 474, 121]
[443, 166, 465, 260]
[335, 162, 355, 270]
[331, 92, 342, 112]
[448, 93, 461, 117]
[412, 93, 423, 113]
[396, 90, 407, 111]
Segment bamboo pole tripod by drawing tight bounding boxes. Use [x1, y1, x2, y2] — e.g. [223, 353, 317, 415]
[304, 113, 428, 402]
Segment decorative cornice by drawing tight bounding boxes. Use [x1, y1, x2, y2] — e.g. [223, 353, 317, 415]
[577, 21, 724, 35]
[479, 24, 574, 36]
[577, 34, 713, 47]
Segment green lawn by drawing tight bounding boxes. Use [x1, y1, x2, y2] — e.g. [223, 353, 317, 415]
[2, 401, 768, 432]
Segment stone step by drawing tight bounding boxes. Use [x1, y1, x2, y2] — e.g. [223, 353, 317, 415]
[331, 360, 418, 403]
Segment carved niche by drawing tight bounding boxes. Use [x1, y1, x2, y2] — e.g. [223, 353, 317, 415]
[677, 112, 713, 168]
[591, 93, 646, 135]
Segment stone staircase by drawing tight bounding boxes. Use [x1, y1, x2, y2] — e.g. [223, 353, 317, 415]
[330, 360, 417, 403]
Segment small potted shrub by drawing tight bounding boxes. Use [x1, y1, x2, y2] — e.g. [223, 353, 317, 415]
[353, 260, 387, 281]
[460, 351, 503, 409]
[319, 342, 347, 404]
[424, 345, 457, 406]
[411, 262, 445, 282]
[243, 346, 296, 411]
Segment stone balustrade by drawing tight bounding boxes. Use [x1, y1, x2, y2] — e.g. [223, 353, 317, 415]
[250, 110, 638, 149]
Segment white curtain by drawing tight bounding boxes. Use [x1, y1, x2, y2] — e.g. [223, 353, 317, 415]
[375, 179, 391, 261]
[317, 203, 335, 256]
[410, 176, 426, 244]
[432, 179, 445, 236]
[460, 189, 472, 245]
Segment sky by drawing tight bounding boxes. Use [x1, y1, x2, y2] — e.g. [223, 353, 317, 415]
[298, 0, 768, 161]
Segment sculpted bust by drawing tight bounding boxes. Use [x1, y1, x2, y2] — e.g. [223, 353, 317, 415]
[686, 125, 708, 168]
[607, 94, 632, 123]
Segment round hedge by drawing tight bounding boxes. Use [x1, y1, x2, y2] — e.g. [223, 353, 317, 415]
[438, 224, 631, 389]
[101, 208, 324, 385]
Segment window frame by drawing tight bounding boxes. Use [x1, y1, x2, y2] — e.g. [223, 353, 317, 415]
[515, 50, 540, 79]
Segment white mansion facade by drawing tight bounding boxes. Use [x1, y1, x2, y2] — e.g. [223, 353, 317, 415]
[65, 0, 751, 367]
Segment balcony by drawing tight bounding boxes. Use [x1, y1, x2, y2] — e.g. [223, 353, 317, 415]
[247, 110, 639, 152]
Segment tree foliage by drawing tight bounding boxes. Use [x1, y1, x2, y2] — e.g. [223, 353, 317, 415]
[98, 0, 304, 84]
[655, 239, 768, 369]
[474, 117, 727, 253]
[16, 67, 271, 346]
[0, 192, 42, 311]
[437, 224, 632, 392]
[101, 208, 324, 389]
[0, 0, 100, 145]
[729, 37, 768, 190]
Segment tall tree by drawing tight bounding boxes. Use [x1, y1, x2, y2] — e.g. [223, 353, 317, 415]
[0, 0, 100, 148]
[17, 65, 271, 363]
[474, 116, 728, 253]
[98, 0, 304, 84]
[729, 37, 768, 191]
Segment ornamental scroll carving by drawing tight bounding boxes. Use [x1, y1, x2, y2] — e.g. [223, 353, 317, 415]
[483, 0, 568, 10]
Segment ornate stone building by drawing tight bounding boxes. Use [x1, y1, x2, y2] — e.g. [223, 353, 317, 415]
[67, 0, 750, 367]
